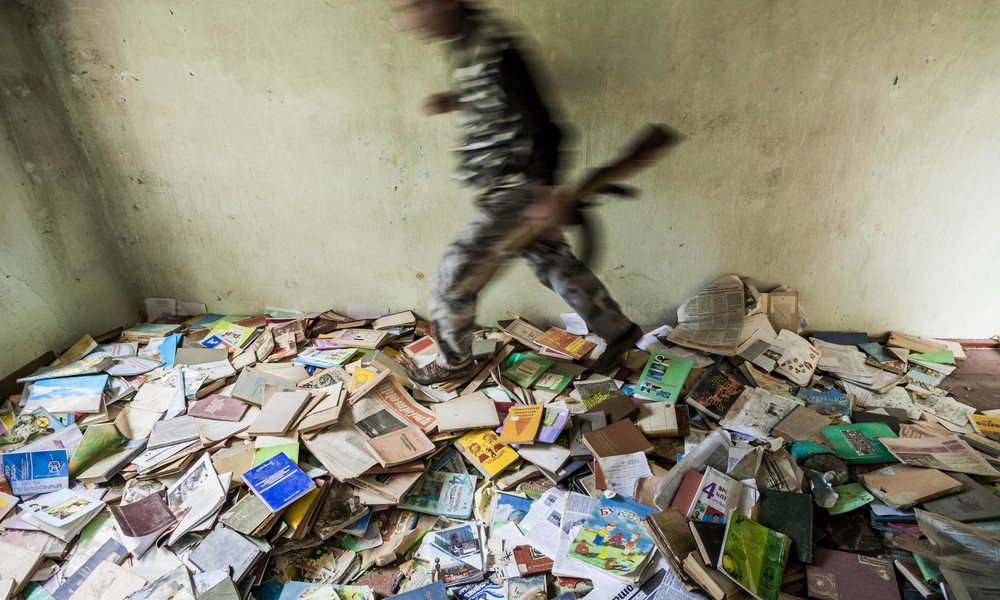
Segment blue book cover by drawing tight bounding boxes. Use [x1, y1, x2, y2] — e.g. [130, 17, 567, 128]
[342, 508, 372, 536]
[796, 388, 851, 423]
[241, 452, 315, 511]
[2, 449, 69, 496]
[811, 331, 868, 346]
[491, 492, 532, 532]
[393, 581, 448, 600]
[25, 374, 108, 414]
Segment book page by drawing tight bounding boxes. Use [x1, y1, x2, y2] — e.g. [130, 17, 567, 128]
[666, 276, 745, 356]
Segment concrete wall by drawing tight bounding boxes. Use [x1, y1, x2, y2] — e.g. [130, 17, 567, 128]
[12, 1, 1000, 341]
[0, 2, 138, 379]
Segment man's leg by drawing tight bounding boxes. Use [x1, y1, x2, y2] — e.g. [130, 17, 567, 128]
[521, 237, 642, 371]
[412, 191, 527, 384]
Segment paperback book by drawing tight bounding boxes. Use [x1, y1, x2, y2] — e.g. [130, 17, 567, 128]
[566, 494, 657, 582]
[633, 351, 694, 403]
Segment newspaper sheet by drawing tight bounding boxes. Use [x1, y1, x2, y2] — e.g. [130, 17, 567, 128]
[552, 492, 601, 579]
[719, 387, 800, 440]
[667, 276, 745, 356]
[842, 382, 921, 420]
[915, 509, 1000, 576]
[736, 329, 782, 373]
[585, 557, 710, 600]
[910, 393, 976, 431]
[880, 436, 1000, 477]
[810, 338, 882, 386]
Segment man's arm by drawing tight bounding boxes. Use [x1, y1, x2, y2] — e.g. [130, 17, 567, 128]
[423, 91, 459, 115]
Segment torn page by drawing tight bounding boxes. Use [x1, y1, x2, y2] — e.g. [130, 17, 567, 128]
[597, 452, 653, 498]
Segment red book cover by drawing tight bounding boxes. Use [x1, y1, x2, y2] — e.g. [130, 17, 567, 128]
[512, 544, 554, 575]
[187, 394, 249, 422]
[669, 469, 704, 514]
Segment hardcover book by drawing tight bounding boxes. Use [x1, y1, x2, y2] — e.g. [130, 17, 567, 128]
[581, 420, 653, 459]
[719, 510, 791, 600]
[535, 328, 597, 360]
[822, 422, 898, 464]
[759, 488, 813, 564]
[685, 368, 745, 420]
[806, 548, 899, 600]
[188, 394, 249, 422]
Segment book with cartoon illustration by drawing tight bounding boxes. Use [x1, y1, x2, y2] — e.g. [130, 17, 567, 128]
[566, 494, 657, 582]
[414, 523, 484, 587]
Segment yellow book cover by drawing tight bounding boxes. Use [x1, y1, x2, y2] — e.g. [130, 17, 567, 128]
[283, 486, 320, 528]
[350, 367, 379, 393]
[497, 405, 544, 445]
[970, 414, 1000, 441]
[457, 429, 519, 479]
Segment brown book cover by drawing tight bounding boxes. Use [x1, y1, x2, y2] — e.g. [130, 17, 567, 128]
[859, 464, 963, 509]
[807, 548, 899, 600]
[188, 394, 249, 422]
[512, 544, 554, 576]
[366, 426, 436, 467]
[109, 493, 177, 538]
[535, 328, 597, 359]
[581, 419, 653, 459]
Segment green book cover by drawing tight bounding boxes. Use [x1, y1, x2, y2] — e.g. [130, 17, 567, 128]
[821, 422, 898, 464]
[720, 510, 792, 600]
[633, 351, 693, 402]
[759, 489, 813, 564]
[501, 353, 553, 387]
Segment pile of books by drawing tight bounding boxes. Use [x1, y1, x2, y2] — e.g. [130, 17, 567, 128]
[0, 278, 997, 600]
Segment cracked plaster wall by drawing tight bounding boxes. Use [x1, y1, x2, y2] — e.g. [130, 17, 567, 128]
[2, 1, 1000, 368]
[0, 1, 138, 379]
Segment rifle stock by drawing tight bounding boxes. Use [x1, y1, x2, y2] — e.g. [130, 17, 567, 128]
[453, 124, 683, 295]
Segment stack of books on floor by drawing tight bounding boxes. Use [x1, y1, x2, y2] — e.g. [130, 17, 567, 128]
[0, 275, 998, 600]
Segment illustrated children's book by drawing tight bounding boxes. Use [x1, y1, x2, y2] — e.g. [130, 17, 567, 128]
[455, 429, 519, 480]
[633, 352, 693, 403]
[414, 523, 484, 587]
[567, 494, 657, 582]
[399, 471, 477, 519]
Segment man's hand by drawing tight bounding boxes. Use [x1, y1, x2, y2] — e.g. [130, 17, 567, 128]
[422, 92, 459, 116]
[522, 186, 579, 240]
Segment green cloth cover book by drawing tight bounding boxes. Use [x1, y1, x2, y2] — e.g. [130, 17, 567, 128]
[759, 489, 813, 564]
[633, 351, 693, 402]
[821, 422, 898, 464]
[720, 510, 792, 600]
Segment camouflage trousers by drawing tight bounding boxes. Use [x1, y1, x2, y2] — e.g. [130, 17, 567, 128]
[429, 185, 635, 368]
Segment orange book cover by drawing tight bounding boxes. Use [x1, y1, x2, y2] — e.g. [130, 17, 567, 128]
[497, 405, 544, 445]
[535, 328, 597, 360]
